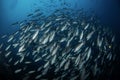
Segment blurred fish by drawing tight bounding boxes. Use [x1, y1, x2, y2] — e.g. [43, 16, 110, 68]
[1, 35, 7, 39]
[5, 51, 11, 58]
[15, 69, 22, 74]
[11, 21, 19, 26]
[35, 74, 42, 79]
[74, 42, 85, 52]
[27, 13, 33, 17]
[28, 70, 35, 74]
[86, 31, 94, 40]
[34, 9, 40, 12]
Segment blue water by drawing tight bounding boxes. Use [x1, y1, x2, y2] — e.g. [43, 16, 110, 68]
[0, 0, 120, 35]
[0, 0, 120, 79]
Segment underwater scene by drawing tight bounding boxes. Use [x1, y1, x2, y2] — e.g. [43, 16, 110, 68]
[0, 0, 120, 80]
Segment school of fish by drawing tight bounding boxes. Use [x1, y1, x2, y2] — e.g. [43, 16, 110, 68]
[0, 8, 116, 80]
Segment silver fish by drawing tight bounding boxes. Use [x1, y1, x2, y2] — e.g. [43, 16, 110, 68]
[32, 29, 39, 40]
[86, 48, 91, 60]
[64, 60, 70, 70]
[5, 45, 11, 51]
[18, 45, 25, 52]
[84, 23, 89, 30]
[35, 74, 42, 79]
[35, 57, 42, 62]
[28, 70, 36, 74]
[5, 51, 11, 58]
[86, 31, 94, 40]
[15, 69, 22, 74]
[51, 55, 57, 65]
[44, 61, 50, 68]
[79, 31, 84, 41]
[74, 42, 85, 52]
[8, 36, 14, 42]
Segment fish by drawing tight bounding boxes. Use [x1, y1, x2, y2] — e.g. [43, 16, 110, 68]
[74, 42, 85, 52]
[73, 21, 78, 24]
[5, 45, 11, 51]
[8, 57, 13, 62]
[42, 34, 49, 44]
[59, 37, 66, 42]
[14, 60, 19, 65]
[11, 21, 19, 26]
[43, 61, 50, 68]
[64, 60, 70, 70]
[97, 35, 103, 47]
[86, 31, 94, 40]
[92, 63, 98, 76]
[75, 27, 79, 36]
[107, 52, 112, 60]
[79, 31, 84, 41]
[51, 55, 57, 65]
[70, 75, 79, 80]
[19, 55, 24, 63]
[27, 13, 33, 17]
[86, 48, 91, 60]
[15, 69, 22, 74]
[5, 51, 11, 58]
[35, 57, 41, 62]
[75, 54, 81, 66]
[49, 31, 55, 42]
[66, 35, 74, 47]
[111, 36, 115, 43]
[7, 36, 14, 42]
[13, 43, 19, 48]
[32, 29, 39, 40]
[61, 23, 67, 31]
[84, 23, 89, 30]
[32, 13, 42, 18]
[24, 61, 31, 64]
[1, 35, 7, 39]
[34, 9, 40, 12]
[51, 45, 59, 56]
[18, 45, 25, 52]
[35, 74, 42, 79]
[0, 43, 3, 49]
[28, 70, 36, 74]
[37, 66, 42, 71]
[60, 59, 66, 68]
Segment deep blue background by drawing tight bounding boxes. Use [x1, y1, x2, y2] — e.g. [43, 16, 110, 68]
[0, 0, 120, 36]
